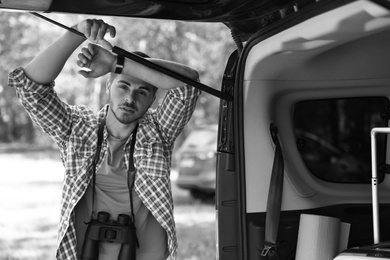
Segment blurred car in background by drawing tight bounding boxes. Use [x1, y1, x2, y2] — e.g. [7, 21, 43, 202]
[175, 124, 217, 200]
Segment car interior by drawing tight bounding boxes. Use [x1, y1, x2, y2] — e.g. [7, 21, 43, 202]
[215, 0, 390, 259]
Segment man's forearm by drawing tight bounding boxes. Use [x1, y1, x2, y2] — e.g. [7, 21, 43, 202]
[120, 57, 199, 90]
[23, 30, 85, 85]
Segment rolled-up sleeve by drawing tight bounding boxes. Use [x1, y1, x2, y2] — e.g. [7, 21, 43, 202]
[9, 67, 72, 146]
[9, 67, 55, 92]
[153, 83, 201, 142]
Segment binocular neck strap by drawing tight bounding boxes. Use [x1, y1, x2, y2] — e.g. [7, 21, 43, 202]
[128, 124, 138, 224]
[91, 119, 138, 224]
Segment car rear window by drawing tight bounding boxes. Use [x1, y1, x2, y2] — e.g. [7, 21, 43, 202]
[293, 97, 389, 183]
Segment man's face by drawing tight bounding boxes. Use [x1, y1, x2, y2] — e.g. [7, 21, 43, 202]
[107, 74, 156, 125]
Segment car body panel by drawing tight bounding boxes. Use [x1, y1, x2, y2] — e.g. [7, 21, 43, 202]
[224, 0, 390, 259]
[0, 0, 351, 41]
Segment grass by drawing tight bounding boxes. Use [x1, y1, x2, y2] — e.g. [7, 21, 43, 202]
[177, 221, 216, 260]
[175, 203, 216, 260]
[0, 148, 216, 260]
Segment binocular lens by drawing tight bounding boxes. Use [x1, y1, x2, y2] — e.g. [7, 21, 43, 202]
[118, 214, 130, 225]
[97, 211, 110, 222]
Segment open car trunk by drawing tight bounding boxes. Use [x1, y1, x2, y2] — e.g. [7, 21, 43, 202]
[217, 0, 390, 259]
[3, 0, 390, 259]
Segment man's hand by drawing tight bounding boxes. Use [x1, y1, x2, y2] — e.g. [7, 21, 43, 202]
[77, 43, 116, 78]
[23, 18, 117, 84]
[75, 19, 116, 50]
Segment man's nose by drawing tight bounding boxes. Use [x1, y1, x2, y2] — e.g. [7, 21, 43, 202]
[125, 90, 137, 103]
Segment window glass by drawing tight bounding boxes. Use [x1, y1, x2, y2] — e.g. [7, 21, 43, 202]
[293, 97, 389, 183]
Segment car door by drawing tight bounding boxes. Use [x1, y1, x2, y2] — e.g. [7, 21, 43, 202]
[216, 1, 390, 260]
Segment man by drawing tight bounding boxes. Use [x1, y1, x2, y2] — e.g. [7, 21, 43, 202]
[9, 19, 200, 260]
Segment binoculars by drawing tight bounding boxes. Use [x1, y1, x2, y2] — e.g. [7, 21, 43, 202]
[81, 211, 138, 260]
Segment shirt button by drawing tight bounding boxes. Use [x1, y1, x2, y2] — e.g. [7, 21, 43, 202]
[71, 199, 77, 205]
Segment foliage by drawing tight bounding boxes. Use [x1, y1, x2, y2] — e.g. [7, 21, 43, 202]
[0, 12, 236, 145]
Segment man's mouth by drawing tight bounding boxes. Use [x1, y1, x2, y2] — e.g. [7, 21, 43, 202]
[119, 101, 137, 113]
[120, 105, 136, 113]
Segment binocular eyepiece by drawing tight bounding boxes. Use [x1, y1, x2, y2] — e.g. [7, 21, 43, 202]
[81, 211, 138, 260]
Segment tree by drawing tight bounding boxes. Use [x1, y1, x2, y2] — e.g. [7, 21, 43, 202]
[0, 12, 236, 145]
[0, 13, 40, 142]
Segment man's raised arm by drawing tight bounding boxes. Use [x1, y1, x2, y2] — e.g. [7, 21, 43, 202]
[77, 44, 199, 90]
[23, 19, 116, 85]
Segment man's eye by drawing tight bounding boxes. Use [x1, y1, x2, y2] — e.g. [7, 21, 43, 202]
[138, 90, 147, 96]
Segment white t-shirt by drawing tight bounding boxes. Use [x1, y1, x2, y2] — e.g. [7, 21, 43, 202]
[75, 133, 169, 260]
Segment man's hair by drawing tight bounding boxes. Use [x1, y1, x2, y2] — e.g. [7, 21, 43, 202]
[109, 51, 158, 95]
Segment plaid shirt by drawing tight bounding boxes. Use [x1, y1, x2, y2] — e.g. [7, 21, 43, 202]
[9, 67, 201, 260]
